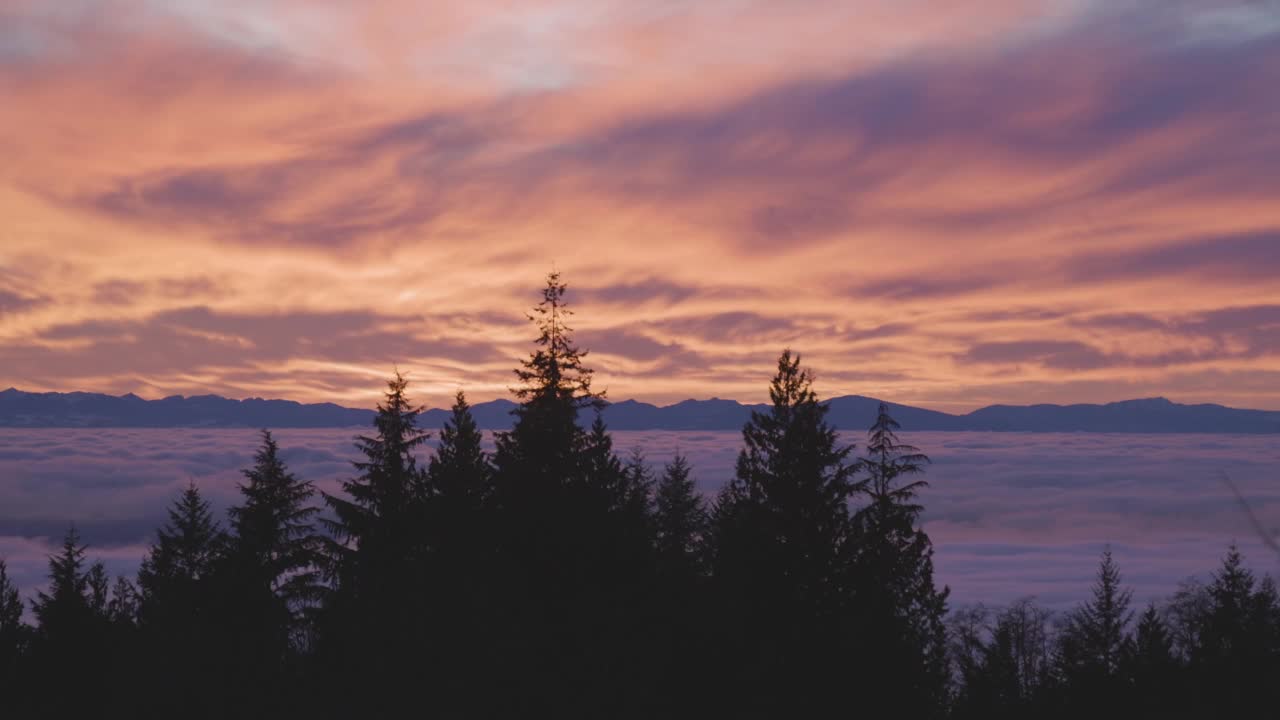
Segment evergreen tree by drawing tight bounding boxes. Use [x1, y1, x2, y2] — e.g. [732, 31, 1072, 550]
[851, 401, 950, 717]
[1054, 548, 1134, 713]
[31, 528, 95, 640]
[423, 391, 493, 715]
[29, 528, 113, 717]
[322, 369, 430, 594]
[709, 349, 859, 716]
[488, 273, 645, 717]
[653, 453, 707, 579]
[221, 429, 321, 712]
[227, 429, 322, 645]
[137, 482, 223, 606]
[1189, 544, 1280, 713]
[319, 370, 431, 715]
[0, 559, 28, 692]
[1122, 604, 1181, 718]
[135, 483, 225, 717]
[651, 452, 709, 714]
[492, 272, 603, 505]
[426, 390, 491, 514]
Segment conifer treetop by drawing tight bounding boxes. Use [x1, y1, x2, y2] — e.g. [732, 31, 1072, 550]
[512, 271, 605, 411]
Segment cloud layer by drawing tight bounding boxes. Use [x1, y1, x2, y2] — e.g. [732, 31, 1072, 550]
[1, 0, 1278, 410]
[2, 427, 1277, 611]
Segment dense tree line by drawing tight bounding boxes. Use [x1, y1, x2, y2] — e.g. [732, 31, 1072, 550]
[1, 273, 1277, 718]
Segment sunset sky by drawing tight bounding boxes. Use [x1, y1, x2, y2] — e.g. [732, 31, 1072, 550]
[1, 0, 1277, 412]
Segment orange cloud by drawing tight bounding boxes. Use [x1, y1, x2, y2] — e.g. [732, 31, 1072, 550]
[1, 0, 1278, 412]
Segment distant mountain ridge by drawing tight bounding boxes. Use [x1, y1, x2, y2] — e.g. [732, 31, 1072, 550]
[2, 388, 1278, 433]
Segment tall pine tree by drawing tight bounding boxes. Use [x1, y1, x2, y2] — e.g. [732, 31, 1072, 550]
[135, 483, 225, 717]
[710, 349, 859, 716]
[319, 370, 431, 715]
[0, 559, 28, 695]
[851, 401, 950, 717]
[1055, 548, 1134, 713]
[423, 391, 493, 715]
[220, 429, 321, 712]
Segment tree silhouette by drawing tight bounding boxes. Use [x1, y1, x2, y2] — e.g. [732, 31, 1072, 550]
[1188, 544, 1280, 713]
[653, 453, 707, 580]
[487, 273, 649, 717]
[651, 452, 709, 714]
[28, 528, 115, 717]
[227, 429, 322, 645]
[1122, 603, 1181, 718]
[135, 483, 225, 717]
[851, 401, 950, 717]
[423, 390, 493, 715]
[0, 559, 28, 693]
[710, 349, 859, 716]
[318, 370, 431, 715]
[1054, 548, 1134, 713]
[220, 429, 322, 712]
[952, 598, 1055, 719]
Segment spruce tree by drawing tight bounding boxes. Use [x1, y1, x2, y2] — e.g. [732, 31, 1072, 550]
[426, 391, 491, 514]
[135, 483, 224, 716]
[227, 429, 321, 646]
[1190, 544, 1280, 713]
[492, 272, 603, 505]
[423, 390, 493, 715]
[32, 528, 95, 640]
[1055, 548, 1134, 713]
[653, 453, 707, 579]
[851, 402, 950, 717]
[29, 528, 112, 716]
[488, 273, 640, 717]
[0, 559, 28, 692]
[319, 370, 431, 715]
[651, 452, 709, 714]
[137, 482, 223, 606]
[1123, 604, 1180, 718]
[709, 349, 859, 716]
[218, 430, 322, 712]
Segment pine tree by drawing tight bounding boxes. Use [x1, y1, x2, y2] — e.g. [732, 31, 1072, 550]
[319, 370, 431, 715]
[487, 273, 647, 717]
[851, 401, 950, 717]
[216, 430, 322, 712]
[423, 390, 493, 715]
[0, 559, 28, 691]
[322, 370, 430, 581]
[651, 452, 709, 714]
[32, 527, 95, 639]
[137, 482, 223, 607]
[134, 483, 225, 717]
[1122, 604, 1180, 718]
[29, 528, 113, 716]
[492, 272, 603, 505]
[1055, 548, 1134, 712]
[1190, 544, 1280, 713]
[426, 391, 491, 515]
[709, 349, 859, 716]
[653, 453, 707, 579]
[227, 429, 322, 646]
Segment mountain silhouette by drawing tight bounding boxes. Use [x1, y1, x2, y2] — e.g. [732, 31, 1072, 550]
[2, 388, 1277, 433]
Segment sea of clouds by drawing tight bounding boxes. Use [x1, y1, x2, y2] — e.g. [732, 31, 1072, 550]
[1, 428, 1277, 613]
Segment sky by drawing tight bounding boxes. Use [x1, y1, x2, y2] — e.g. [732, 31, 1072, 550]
[1, 0, 1278, 412]
[2, 428, 1277, 610]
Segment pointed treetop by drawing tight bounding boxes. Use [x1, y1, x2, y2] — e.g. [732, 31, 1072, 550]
[511, 272, 605, 411]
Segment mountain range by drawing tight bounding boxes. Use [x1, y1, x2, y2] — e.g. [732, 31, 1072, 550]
[2, 388, 1278, 433]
